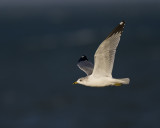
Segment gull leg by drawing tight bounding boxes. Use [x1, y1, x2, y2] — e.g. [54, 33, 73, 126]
[114, 83, 122, 86]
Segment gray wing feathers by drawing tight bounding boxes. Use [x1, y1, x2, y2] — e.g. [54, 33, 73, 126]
[92, 21, 125, 77]
[77, 61, 94, 75]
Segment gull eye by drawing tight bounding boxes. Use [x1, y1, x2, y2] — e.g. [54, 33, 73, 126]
[79, 79, 82, 82]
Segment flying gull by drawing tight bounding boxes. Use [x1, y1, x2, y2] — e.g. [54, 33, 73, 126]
[73, 21, 130, 87]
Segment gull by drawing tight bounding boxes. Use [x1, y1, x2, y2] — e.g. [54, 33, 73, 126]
[73, 21, 130, 87]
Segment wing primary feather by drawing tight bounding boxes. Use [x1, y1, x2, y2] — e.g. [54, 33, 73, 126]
[78, 55, 88, 62]
[107, 21, 125, 39]
[77, 55, 94, 75]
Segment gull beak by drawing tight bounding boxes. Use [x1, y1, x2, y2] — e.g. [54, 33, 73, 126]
[73, 81, 78, 85]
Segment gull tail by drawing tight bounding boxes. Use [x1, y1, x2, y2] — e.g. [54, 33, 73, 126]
[120, 78, 130, 84]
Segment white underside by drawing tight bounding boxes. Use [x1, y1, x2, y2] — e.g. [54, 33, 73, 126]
[80, 75, 129, 87]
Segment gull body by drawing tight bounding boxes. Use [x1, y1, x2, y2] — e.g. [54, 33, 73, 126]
[74, 21, 130, 87]
[76, 75, 129, 87]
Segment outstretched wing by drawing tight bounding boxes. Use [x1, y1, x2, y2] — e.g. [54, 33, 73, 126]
[77, 55, 94, 75]
[92, 21, 125, 77]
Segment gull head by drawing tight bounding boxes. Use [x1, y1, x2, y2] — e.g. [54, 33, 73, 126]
[73, 77, 88, 85]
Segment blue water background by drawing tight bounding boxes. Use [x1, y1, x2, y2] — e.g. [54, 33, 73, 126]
[0, 3, 160, 128]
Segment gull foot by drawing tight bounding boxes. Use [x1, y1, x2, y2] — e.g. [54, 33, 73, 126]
[114, 83, 122, 86]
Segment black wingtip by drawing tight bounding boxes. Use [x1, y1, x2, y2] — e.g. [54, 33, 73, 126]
[120, 20, 125, 25]
[107, 20, 126, 38]
[78, 55, 88, 62]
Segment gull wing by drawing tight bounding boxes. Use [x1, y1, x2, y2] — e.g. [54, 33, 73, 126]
[92, 21, 125, 77]
[77, 55, 94, 75]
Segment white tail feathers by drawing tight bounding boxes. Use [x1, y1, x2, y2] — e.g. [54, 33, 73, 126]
[120, 78, 130, 84]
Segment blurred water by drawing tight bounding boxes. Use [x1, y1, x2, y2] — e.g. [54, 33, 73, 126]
[0, 3, 160, 128]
